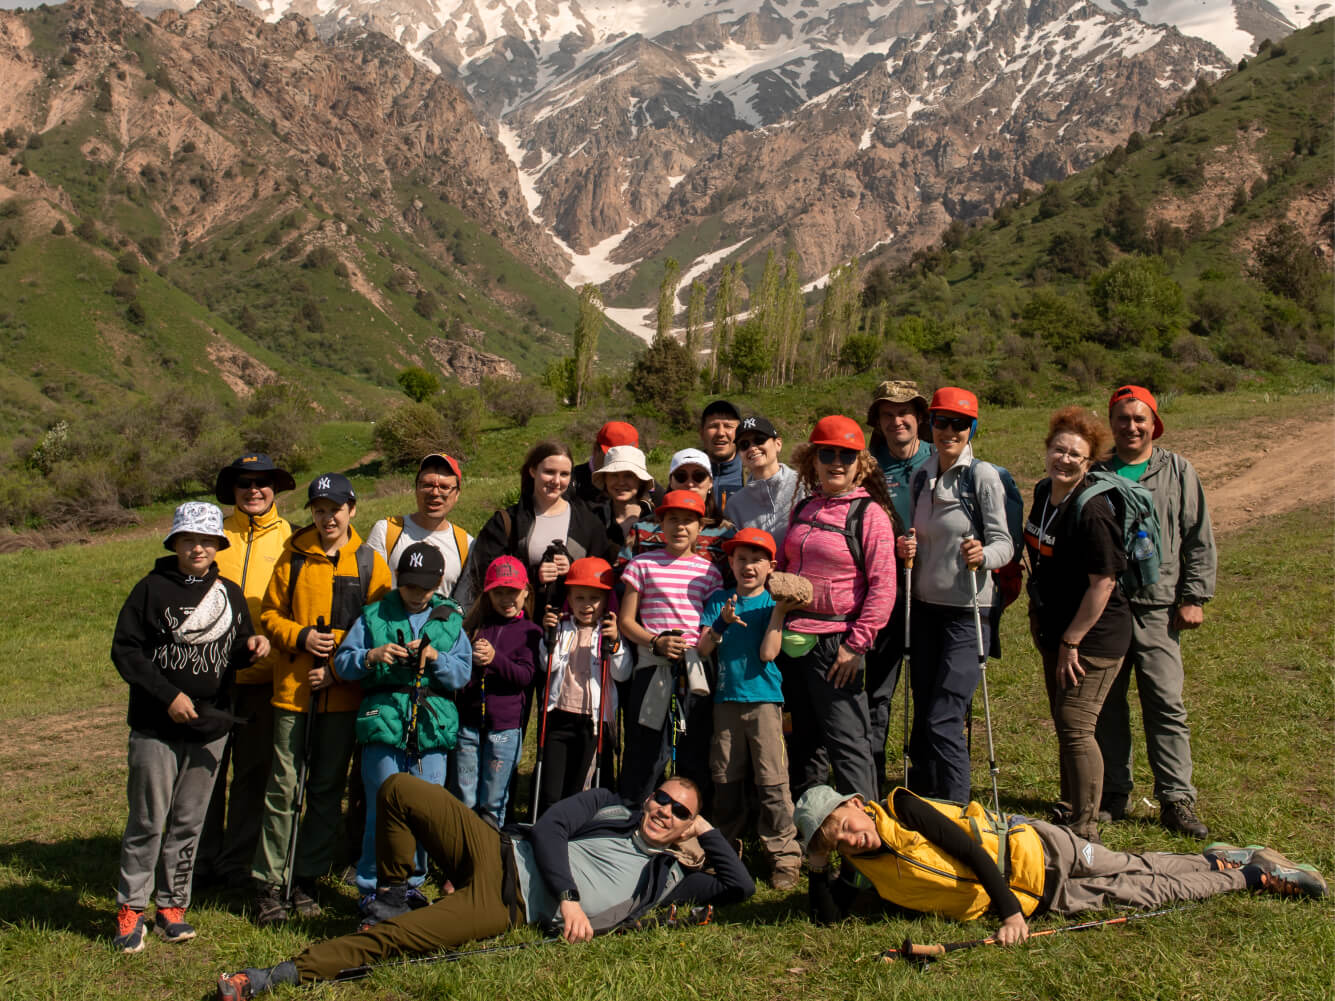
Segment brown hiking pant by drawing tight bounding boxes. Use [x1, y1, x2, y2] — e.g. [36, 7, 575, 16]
[1041, 648, 1122, 840]
[293, 774, 522, 982]
[1035, 821, 1246, 916]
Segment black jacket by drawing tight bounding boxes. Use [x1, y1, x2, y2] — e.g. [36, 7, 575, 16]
[111, 556, 255, 742]
[524, 787, 755, 931]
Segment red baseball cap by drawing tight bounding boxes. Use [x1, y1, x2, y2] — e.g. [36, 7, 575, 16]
[1108, 385, 1164, 439]
[418, 452, 463, 483]
[483, 555, 528, 592]
[596, 421, 639, 453]
[655, 489, 707, 519]
[722, 527, 776, 560]
[809, 415, 866, 451]
[564, 556, 615, 591]
[929, 387, 978, 419]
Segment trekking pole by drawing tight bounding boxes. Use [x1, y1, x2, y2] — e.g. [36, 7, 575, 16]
[902, 540, 913, 788]
[531, 606, 558, 818]
[284, 615, 327, 904]
[879, 907, 1185, 965]
[965, 537, 1001, 818]
[592, 615, 613, 789]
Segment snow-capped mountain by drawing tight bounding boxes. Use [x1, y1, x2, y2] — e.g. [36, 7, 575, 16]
[129, 0, 1323, 331]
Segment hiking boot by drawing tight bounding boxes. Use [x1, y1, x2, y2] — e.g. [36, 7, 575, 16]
[1251, 847, 1326, 880]
[217, 962, 299, 1000]
[253, 884, 289, 927]
[770, 867, 801, 891]
[1096, 793, 1128, 823]
[1203, 843, 1266, 870]
[357, 883, 414, 930]
[290, 880, 322, 918]
[154, 906, 196, 943]
[113, 906, 146, 954]
[1160, 799, 1208, 839]
[1247, 860, 1328, 900]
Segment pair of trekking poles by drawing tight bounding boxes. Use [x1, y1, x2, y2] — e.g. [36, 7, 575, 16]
[901, 535, 1002, 819]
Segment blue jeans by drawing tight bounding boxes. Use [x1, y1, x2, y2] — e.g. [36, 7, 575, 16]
[355, 744, 446, 893]
[451, 727, 521, 821]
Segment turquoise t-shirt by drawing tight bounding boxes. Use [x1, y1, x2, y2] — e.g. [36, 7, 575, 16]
[699, 589, 783, 703]
[1109, 455, 1150, 482]
[873, 439, 935, 532]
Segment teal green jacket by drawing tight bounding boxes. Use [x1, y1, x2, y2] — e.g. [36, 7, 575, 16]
[335, 591, 470, 752]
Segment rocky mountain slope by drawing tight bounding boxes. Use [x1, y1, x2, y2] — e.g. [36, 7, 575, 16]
[0, 0, 642, 437]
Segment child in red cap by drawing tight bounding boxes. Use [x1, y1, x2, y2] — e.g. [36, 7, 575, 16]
[698, 528, 805, 888]
[534, 557, 632, 812]
[617, 491, 724, 804]
[454, 556, 543, 823]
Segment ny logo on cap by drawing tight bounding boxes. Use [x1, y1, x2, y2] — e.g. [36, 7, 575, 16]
[409, 552, 424, 568]
[318, 476, 331, 490]
[742, 418, 757, 429]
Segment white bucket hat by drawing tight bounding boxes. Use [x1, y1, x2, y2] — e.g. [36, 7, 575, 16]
[163, 501, 230, 552]
[593, 445, 655, 491]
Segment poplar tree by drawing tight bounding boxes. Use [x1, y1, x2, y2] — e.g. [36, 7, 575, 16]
[710, 262, 738, 390]
[656, 258, 681, 342]
[572, 283, 604, 407]
[684, 280, 708, 361]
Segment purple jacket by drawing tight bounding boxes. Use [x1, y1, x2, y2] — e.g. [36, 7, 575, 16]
[458, 614, 542, 732]
[778, 486, 897, 654]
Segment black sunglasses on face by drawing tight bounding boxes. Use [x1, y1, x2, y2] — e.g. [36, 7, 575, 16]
[651, 788, 694, 820]
[672, 469, 710, 485]
[930, 414, 972, 432]
[735, 437, 769, 451]
[236, 477, 273, 490]
[816, 447, 858, 465]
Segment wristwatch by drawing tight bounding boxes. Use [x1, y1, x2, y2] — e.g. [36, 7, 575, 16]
[557, 888, 580, 903]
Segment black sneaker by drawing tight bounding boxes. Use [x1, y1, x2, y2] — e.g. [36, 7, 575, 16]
[253, 884, 289, 927]
[290, 880, 322, 918]
[1096, 793, 1128, 823]
[358, 883, 413, 930]
[217, 961, 299, 999]
[113, 906, 146, 953]
[1160, 799, 1209, 839]
[154, 906, 196, 943]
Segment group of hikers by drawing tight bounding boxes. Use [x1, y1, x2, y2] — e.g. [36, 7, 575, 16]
[105, 380, 1326, 998]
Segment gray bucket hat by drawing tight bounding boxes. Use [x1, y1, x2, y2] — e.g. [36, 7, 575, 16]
[793, 785, 860, 849]
[164, 501, 230, 552]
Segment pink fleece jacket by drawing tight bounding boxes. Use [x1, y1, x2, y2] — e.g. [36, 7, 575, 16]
[778, 486, 897, 653]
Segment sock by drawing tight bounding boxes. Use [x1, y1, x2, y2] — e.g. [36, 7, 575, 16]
[1240, 863, 1264, 890]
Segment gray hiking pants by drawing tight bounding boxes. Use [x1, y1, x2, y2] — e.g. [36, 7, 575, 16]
[116, 729, 227, 910]
[1095, 604, 1197, 805]
[1034, 820, 1244, 915]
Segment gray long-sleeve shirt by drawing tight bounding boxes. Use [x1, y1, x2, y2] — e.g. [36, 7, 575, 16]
[909, 445, 1014, 608]
[724, 463, 803, 549]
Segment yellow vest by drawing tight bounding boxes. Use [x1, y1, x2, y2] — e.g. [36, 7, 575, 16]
[215, 505, 291, 684]
[849, 789, 1047, 921]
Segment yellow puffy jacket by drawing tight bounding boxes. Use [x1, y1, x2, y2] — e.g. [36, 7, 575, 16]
[849, 789, 1047, 921]
[215, 505, 291, 685]
[261, 524, 390, 714]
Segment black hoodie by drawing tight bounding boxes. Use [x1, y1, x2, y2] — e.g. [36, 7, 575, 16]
[111, 555, 256, 742]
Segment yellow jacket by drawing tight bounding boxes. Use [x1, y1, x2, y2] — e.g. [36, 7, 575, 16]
[261, 524, 390, 714]
[849, 789, 1047, 921]
[215, 505, 291, 684]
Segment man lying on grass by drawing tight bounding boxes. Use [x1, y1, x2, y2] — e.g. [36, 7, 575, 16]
[217, 774, 753, 997]
[795, 785, 1326, 944]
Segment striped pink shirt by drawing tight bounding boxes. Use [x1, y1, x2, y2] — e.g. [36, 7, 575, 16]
[622, 550, 723, 645]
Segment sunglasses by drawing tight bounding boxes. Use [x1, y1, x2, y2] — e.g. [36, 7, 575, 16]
[671, 469, 711, 485]
[736, 436, 771, 452]
[235, 477, 273, 490]
[816, 447, 858, 466]
[651, 788, 694, 821]
[930, 414, 973, 432]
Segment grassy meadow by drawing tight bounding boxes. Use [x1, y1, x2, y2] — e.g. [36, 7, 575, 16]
[0, 386, 1331, 1000]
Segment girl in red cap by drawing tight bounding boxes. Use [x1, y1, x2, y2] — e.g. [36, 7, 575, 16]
[898, 387, 1015, 804]
[778, 415, 898, 804]
[454, 556, 543, 823]
[536, 557, 632, 811]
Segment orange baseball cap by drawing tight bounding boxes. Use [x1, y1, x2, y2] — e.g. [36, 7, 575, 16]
[809, 415, 866, 451]
[1108, 385, 1164, 439]
[596, 421, 639, 453]
[654, 489, 707, 519]
[564, 556, 615, 591]
[929, 387, 978, 419]
[722, 527, 776, 560]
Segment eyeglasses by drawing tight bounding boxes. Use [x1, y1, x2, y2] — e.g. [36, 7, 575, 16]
[651, 788, 694, 821]
[735, 437, 769, 452]
[235, 477, 273, 491]
[417, 480, 459, 495]
[1047, 445, 1090, 463]
[930, 414, 973, 432]
[816, 447, 858, 465]
[671, 469, 710, 485]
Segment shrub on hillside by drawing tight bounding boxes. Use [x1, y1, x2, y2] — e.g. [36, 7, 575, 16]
[628, 335, 695, 428]
[484, 376, 555, 428]
[373, 403, 450, 470]
[397, 366, 440, 402]
[241, 381, 320, 474]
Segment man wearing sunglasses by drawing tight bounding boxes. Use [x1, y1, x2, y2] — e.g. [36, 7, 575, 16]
[217, 775, 754, 997]
[724, 416, 802, 550]
[194, 455, 296, 891]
